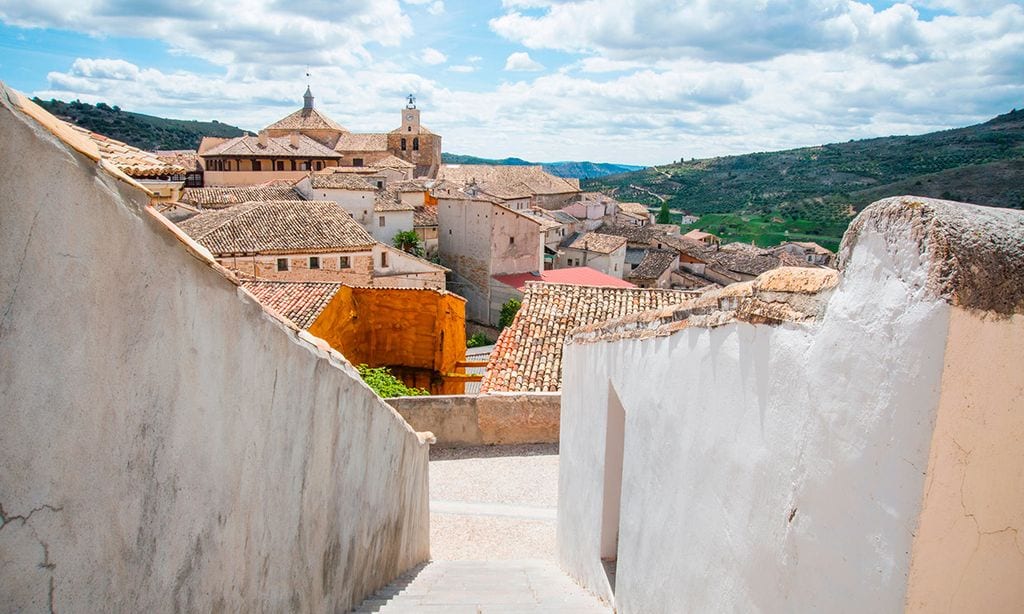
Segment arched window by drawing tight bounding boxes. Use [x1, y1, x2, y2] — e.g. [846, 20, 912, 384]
[412, 137, 419, 151]
[401, 138, 407, 151]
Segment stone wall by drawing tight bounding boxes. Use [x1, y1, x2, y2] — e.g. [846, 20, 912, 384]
[557, 196, 1024, 612]
[389, 394, 561, 447]
[0, 85, 431, 612]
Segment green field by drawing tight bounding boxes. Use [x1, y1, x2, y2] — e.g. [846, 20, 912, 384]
[676, 213, 845, 252]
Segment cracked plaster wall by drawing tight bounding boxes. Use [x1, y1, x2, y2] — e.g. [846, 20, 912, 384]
[0, 85, 430, 612]
[558, 198, 1023, 612]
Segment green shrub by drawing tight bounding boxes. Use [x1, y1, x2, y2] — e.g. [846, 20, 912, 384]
[499, 298, 521, 330]
[467, 332, 493, 348]
[356, 364, 429, 398]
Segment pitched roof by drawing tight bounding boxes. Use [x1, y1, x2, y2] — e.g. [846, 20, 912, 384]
[177, 200, 375, 255]
[414, 205, 438, 227]
[334, 133, 388, 152]
[492, 267, 636, 291]
[481, 283, 690, 392]
[388, 125, 436, 135]
[374, 192, 416, 212]
[627, 249, 679, 281]
[65, 123, 186, 177]
[202, 134, 342, 158]
[708, 242, 814, 277]
[561, 232, 627, 254]
[375, 154, 415, 169]
[154, 150, 201, 171]
[437, 164, 580, 197]
[683, 229, 718, 241]
[309, 174, 376, 190]
[784, 241, 834, 255]
[265, 107, 347, 132]
[618, 202, 651, 217]
[180, 182, 303, 208]
[242, 280, 341, 328]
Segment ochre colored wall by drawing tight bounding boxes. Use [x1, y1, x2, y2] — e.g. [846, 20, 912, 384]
[309, 287, 467, 393]
[904, 308, 1024, 613]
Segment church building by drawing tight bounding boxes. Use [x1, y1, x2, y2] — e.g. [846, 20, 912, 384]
[197, 89, 442, 187]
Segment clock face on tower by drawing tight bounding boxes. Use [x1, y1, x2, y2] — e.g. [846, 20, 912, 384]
[406, 114, 414, 121]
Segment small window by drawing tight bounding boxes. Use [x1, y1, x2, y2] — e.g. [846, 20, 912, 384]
[276, 258, 289, 272]
[407, 126, 412, 132]
[290, 160, 297, 171]
[339, 256, 350, 269]
[276, 161, 285, 171]
[253, 160, 262, 171]
[509, 236, 514, 245]
[379, 216, 386, 227]
[412, 137, 419, 151]
[381, 251, 389, 267]
[353, 158, 364, 167]
[376, 181, 383, 189]
[614, 263, 619, 271]
[449, 229, 452, 235]
[315, 161, 323, 170]
[300, 161, 309, 171]
[309, 256, 320, 269]
[401, 138, 407, 151]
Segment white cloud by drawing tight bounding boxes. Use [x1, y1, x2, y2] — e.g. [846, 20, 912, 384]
[467, 56, 483, 63]
[0, 0, 412, 70]
[504, 52, 545, 71]
[428, 1, 445, 15]
[448, 65, 477, 73]
[422, 47, 447, 65]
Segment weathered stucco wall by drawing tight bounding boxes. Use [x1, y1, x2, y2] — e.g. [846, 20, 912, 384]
[389, 393, 561, 447]
[558, 197, 1024, 613]
[0, 86, 430, 612]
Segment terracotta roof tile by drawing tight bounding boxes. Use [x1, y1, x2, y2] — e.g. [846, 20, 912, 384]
[414, 205, 437, 227]
[266, 107, 347, 132]
[437, 164, 580, 197]
[242, 280, 341, 328]
[618, 202, 651, 217]
[309, 174, 376, 190]
[334, 133, 388, 151]
[627, 249, 679, 281]
[481, 283, 690, 392]
[375, 191, 416, 212]
[202, 134, 341, 158]
[177, 200, 375, 255]
[154, 150, 201, 171]
[180, 182, 302, 208]
[374, 154, 415, 169]
[66, 123, 186, 177]
[561, 232, 627, 254]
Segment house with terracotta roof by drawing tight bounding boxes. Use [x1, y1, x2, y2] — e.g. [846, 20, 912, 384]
[556, 232, 628, 279]
[625, 249, 680, 288]
[480, 282, 691, 393]
[436, 164, 582, 210]
[242, 281, 470, 394]
[776, 241, 836, 266]
[371, 190, 417, 244]
[436, 188, 546, 325]
[616, 202, 653, 226]
[294, 173, 378, 222]
[490, 267, 636, 318]
[414, 204, 439, 257]
[563, 192, 619, 230]
[198, 131, 342, 186]
[683, 228, 722, 247]
[177, 200, 447, 289]
[179, 181, 304, 210]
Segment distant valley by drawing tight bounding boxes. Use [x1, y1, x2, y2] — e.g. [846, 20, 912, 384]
[441, 153, 645, 179]
[586, 109, 1024, 251]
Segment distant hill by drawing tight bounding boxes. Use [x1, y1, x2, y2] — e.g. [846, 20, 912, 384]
[442, 152, 644, 179]
[32, 98, 251, 150]
[585, 109, 1024, 251]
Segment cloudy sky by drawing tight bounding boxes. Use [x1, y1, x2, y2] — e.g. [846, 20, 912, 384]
[0, 1, 1021, 165]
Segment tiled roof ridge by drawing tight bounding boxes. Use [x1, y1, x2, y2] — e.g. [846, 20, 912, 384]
[570, 267, 841, 344]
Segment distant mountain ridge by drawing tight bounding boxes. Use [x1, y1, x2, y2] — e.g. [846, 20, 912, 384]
[584, 109, 1024, 251]
[32, 98, 251, 150]
[441, 153, 645, 179]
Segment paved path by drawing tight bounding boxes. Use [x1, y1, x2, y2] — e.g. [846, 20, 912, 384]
[353, 445, 610, 612]
[351, 560, 610, 613]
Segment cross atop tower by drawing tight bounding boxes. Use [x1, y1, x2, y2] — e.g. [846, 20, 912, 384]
[406, 94, 416, 109]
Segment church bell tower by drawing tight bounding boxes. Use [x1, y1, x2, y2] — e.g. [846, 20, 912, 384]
[401, 94, 421, 133]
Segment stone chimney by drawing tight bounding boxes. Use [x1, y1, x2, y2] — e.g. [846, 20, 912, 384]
[290, 131, 300, 148]
[258, 130, 268, 147]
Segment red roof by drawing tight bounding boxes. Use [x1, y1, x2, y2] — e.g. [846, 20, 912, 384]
[493, 267, 636, 291]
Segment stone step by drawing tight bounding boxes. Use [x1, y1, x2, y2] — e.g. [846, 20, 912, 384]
[351, 560, 610, 613]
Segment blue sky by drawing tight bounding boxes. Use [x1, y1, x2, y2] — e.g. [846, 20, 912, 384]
[0, 1, 1021, 165]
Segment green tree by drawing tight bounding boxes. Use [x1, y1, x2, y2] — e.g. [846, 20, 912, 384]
[356, 364, 429, 398]
[656, 201, 672, 224]
[467, 332, 493, 348]
[392, 230, 423, 256]
[499, 298, 521, 330]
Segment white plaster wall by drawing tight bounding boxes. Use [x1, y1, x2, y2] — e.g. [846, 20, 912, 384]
[371, 210, 415, 244]
[297, 183, 376, 223]
[558, 228, 952, 612]
[437, 197, 495, 323]
[489, 208, 543, 277]
[0, 91, 429, 612]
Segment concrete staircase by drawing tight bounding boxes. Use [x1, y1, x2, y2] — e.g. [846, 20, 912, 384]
[352, 559, 611, 613]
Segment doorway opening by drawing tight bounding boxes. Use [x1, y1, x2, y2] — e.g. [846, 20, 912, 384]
[600, 384, 626, 592]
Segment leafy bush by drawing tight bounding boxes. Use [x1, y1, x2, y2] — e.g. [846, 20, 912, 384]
[499, 298, 521, 330]
[356, 364, 429, 398]
[467, 332, 493, 348]
[392, 230, 423, 256]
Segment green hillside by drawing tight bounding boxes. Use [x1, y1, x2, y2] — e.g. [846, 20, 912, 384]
[587, 109, 1024, 251]
[32, 98, 251, 150]
[442, 152, 644, 179]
